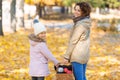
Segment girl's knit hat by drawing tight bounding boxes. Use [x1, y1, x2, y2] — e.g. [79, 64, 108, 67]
[33, 19, 46, 36]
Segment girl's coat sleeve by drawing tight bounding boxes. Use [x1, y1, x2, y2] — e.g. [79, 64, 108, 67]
[38, 42, 59, 65]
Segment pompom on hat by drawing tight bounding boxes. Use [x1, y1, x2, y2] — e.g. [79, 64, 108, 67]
[33, 19, 46, 36]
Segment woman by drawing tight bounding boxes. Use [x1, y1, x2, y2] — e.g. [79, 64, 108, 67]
[63, 2, 91, 80]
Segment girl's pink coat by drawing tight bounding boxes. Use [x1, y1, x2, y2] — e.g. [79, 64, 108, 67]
[29, 40, 59, 77]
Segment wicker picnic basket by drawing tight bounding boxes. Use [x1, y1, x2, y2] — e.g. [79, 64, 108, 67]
[53, 64, 74, 80]
[55, 73, 74, 80]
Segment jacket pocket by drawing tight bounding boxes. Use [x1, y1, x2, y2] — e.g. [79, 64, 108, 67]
[40, 57, 48, 64]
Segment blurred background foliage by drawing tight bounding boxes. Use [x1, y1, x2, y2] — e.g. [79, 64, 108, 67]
[24, 0, 120, 8]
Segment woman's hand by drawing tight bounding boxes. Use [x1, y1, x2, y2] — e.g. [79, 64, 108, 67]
[63, 58, 69, 64]
[60, 55, 69, 64]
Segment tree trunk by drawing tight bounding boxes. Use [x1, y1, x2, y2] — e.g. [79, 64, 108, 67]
[36, 4, 42, 18]
[0, 0, 3, 35]
[69, 6, 72, 14]
[61, 6, 65, 14]
[43, 6, 46, 16]
[96, 7, 100, 14]
[16, 0, 24, 31]
[66, 7, 69, 14]
[10, 0, 16, 32]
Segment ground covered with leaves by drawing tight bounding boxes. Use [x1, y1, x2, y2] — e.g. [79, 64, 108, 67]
[0, 28, 120, 80]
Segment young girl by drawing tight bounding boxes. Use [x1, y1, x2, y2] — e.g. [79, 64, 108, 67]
[63, 2, 92, 80]
[29, 19, 59, 80]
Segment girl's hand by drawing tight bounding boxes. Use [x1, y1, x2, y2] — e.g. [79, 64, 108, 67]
[55, 63, 60, 68]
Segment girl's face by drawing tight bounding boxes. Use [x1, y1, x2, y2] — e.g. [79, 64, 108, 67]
[73, 5, 82, 17]
[38, 31, 46, 40]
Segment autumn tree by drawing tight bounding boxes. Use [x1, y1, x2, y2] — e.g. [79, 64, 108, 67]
[16, 0, 24, 30]
[10, 0, 16, 32]
[0, 0, 3, 35]
[103, 0, 120, 8]
[35, 0, 44, 18]
[25, 0, 63, 18]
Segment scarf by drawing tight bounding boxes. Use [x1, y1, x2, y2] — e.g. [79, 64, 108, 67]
[73, 16, 90, 24]
[28, 34, 46, 42]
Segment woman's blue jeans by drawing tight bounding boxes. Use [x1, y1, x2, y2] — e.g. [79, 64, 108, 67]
[72, 62, 87, 80]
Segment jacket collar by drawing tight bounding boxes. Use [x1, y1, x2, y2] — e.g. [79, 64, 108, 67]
[73, 16, 90, 24]
[28, 34, 46, 42]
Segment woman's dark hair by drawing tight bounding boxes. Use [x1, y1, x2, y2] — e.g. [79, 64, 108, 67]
[75, 2, 91, 17]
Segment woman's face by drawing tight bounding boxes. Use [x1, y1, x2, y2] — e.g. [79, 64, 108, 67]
[38, 31, 46, 40]
[73, 5, 82, 17]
